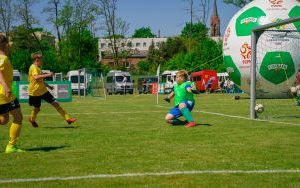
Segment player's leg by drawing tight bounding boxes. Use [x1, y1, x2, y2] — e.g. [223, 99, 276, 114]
[179, 101, 196, 128]
[165, 107, 186, 125]
[29, 96, 41, 128]
[5, 100, 24, 153]
[0, 113, 9, 125]
[0, 103, 9, 125]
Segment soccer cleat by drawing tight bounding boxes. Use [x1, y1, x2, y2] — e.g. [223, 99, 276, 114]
[5, 145, 25, 154]
[29, 118, 39, 128]
[66, 118, 77, 125]
[185, 122, 197, 128]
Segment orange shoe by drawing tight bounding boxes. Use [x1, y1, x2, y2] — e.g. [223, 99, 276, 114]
[66, 118, 77, 125]
[29, 118, 39, 128]
[185, 122, 197, 128]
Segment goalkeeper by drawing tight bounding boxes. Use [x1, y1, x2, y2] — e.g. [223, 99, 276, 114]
[28, 52, 76, 127]
[164, 70, 198, 128]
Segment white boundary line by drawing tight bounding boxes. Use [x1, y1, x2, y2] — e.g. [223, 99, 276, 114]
[156, 105, 300, 126]
[0, 169, 299, 183]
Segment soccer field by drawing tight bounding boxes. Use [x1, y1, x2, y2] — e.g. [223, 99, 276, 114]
[0, 94, 299, 187]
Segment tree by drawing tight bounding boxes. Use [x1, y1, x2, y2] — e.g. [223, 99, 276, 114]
[181, 22, 208, 41]
[98, 0, 129, 67]
[164, 38, 223, 72]
[132, 27, 156, 38]
[199, 0, 210, 24]
[160, 37, 187, 61]
[0, 0, 14, 37]
[14, 0, 43, 51]
[44, 0, 62, 42]
[223, 0, 252, 8]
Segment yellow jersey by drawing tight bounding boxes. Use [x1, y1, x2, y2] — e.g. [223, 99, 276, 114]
[28, 64, 48, 96]
[0, 54, 16, 104]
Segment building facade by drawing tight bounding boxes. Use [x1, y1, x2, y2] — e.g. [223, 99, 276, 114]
[98, 37, 167, 69]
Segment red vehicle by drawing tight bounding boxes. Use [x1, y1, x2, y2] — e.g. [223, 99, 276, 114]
[190, 70, 218, 92]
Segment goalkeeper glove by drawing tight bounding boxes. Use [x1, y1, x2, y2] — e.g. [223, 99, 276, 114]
[191, 89, 200, 94]
[164, 97, 170, 103]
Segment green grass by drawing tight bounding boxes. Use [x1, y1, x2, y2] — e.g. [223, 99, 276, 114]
[0, 94, 299, 187]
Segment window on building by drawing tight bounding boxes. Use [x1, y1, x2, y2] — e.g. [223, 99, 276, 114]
[101, 43, 106, 48]
[136, 42, 140, 47]
[143, 42, 147, 47]
[127, 42, 132, 47]
[155, 42, 160, 46]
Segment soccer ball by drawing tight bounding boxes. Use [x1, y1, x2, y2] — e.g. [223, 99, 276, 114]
[223, 0, 300, 98]
[255, 104, 264, 113]
[290, 86, 297, 95]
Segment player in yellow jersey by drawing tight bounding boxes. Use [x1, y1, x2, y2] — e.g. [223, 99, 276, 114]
[0, 35, 24, 153]
[28, 52, 76, 127]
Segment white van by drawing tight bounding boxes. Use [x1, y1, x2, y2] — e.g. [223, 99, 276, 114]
[161, 70, 178, 93]
[13, 70, 21, 81]
[67, 70, 89, 94]
[105, 70, 133, 94]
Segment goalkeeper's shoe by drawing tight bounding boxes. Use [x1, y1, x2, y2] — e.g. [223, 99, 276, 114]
[185, 122, 197, 128]
[29, 118, 39, 128]
[66, 118, 77, 125]
[5, 145, 25, 154]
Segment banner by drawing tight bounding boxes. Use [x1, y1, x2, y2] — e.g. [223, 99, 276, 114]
[12, 81, 72, 103]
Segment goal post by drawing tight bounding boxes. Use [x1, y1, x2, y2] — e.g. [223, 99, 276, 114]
[250, 16, 300, 119]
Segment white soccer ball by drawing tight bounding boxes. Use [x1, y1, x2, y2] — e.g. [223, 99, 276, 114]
[290, 86, 297, 95]
[255, 103, 264, 113]
[223, 0, 300, 98]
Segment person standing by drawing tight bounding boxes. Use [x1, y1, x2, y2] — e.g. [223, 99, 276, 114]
[28, 52, 76, 127]
[0, 35, 24, 153]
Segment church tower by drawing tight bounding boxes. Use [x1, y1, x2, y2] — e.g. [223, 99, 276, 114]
[210, 0, 220, 37]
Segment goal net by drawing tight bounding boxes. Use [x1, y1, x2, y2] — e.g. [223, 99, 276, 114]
[251, 16, 300, 124]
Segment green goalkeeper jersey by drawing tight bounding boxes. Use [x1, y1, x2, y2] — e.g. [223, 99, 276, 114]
[174, 81, 195, 106]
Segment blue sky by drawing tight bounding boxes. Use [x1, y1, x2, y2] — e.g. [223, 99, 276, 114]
[34, 0, 240, 37]
[117, 0, 240, 37]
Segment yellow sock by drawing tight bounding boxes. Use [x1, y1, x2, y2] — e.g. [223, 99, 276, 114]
[55, 105, 70, 120]
[30, 108, 39, 121]
[8, 123, 22, 146]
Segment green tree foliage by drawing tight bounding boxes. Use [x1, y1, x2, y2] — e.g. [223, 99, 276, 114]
[10, 25, 58, 73]
[164, 38, 223, 73]
[137, 60, 152, 74]
[132, 27, 156, 38]
[160, 37, 187, 61]
[59, 29, 99, 72]
[181, 22, 208, 41]
[223, 0, 252, 8]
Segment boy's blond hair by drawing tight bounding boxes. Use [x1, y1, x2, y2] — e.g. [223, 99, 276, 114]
[0, 34, 8, 50]
[176, 70, 188, 80]
[31, 52, 43, 60]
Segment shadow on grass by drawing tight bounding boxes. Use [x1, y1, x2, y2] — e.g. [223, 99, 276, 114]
[171, 123, 212, 127]
[43, 126, 78, 129]
[26, 146, 68, 152]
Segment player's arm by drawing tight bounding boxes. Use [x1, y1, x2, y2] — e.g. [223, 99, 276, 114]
[186, 84, 200, 94]
[33, 72, 54, 81]
[164, 91, 174, 103]
[0, 70, 11, 97]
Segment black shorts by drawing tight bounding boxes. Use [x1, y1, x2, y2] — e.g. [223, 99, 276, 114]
[29, 91, 56, 108]
[0, 99, 20, 115]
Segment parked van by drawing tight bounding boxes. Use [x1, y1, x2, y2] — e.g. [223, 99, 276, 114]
[67, 70, 89, 94]
[190, 70, 218, 92]
[13, 70, 21, 81]
[161, 70, 178, 93]
[105, 70, 133, 94]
